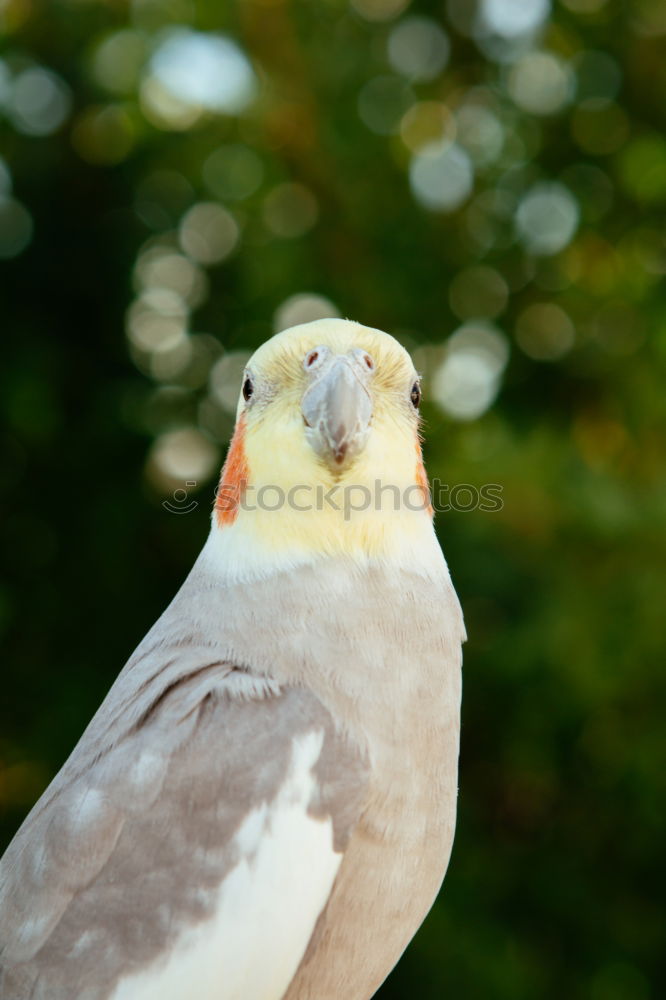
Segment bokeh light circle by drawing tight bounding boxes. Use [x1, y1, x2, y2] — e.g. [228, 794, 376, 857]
[274, 293, 340, 333]
[149, 29, 256, 114]
[516, 182, 579, 255]
[0, 197, 33, 259]
[507, 52, 574, 115]
[432, 322, 510, 421]
[179, 203, 240, 264]
[409, 141, 474, 212]
[515, 302, 576, 360]
[9, 67, 71, 136]
[387, 17, 450, 82]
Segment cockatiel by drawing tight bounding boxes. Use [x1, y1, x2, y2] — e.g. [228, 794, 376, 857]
[0, 318, 465, 1000]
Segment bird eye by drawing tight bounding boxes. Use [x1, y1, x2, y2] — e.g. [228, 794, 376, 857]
[242, 376, 254, 402]
[410, 381, 421, 409]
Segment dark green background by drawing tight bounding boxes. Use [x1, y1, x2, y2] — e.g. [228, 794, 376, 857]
[1, 0, 664, 997]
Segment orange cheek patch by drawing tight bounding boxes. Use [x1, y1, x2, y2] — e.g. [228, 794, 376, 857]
[215, 415, 249, 526]
[415, 441, 433, 518]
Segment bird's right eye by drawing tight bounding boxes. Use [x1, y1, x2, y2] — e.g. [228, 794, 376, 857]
[242, 376, 254, 401]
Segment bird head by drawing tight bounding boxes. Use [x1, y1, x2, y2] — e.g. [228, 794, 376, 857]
[209, 319, 439, 576]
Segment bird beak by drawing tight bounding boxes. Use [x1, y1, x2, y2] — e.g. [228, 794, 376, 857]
[302, 351, 373, 468]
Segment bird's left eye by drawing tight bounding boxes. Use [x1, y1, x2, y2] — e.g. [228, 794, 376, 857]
[242, 376, 254, 402]
[410, 381, 421, 409]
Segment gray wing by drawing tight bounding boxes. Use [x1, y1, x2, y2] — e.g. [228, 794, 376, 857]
[0, 663, 369, 1000]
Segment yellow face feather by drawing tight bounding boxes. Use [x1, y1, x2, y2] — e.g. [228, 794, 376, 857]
[215, 319, 434, 563]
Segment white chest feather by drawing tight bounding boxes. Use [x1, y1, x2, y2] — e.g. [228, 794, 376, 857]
[110, 731, 340, 1000]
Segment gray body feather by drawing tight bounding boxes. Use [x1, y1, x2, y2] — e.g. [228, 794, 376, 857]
[0, 552, 464, 999]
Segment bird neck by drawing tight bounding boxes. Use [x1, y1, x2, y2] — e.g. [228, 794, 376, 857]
[204, 471, 442, 584]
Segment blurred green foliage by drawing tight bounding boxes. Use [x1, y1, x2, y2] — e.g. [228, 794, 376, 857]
[1, 0, 665, 996]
